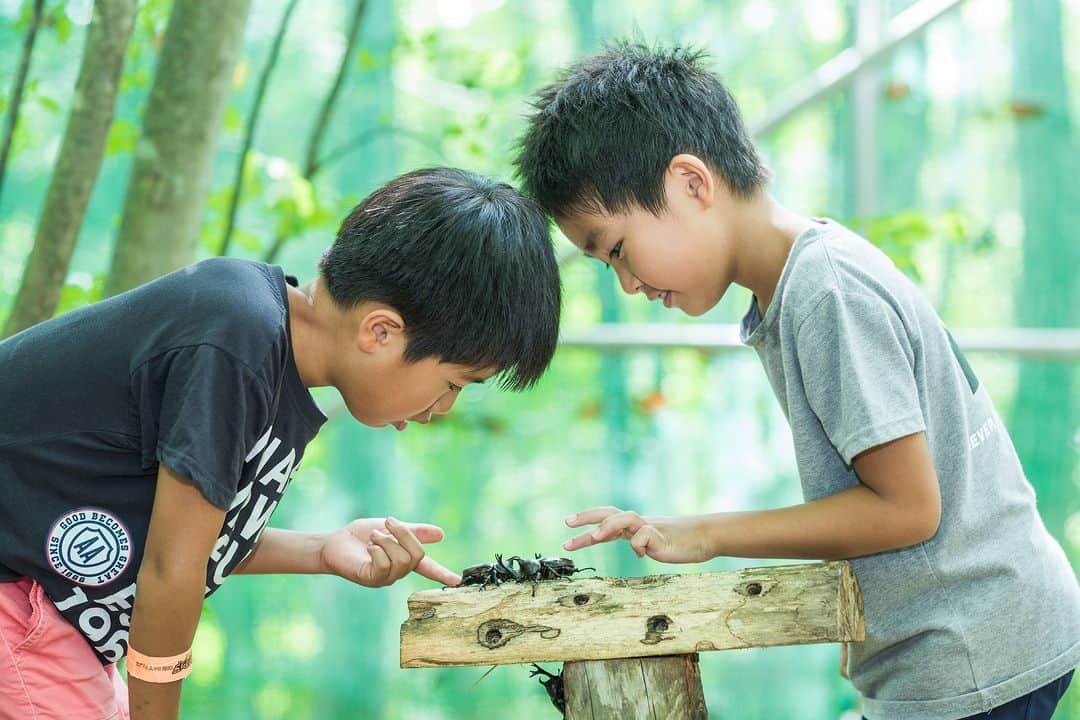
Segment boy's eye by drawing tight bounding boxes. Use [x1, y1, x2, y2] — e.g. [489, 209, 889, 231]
[608, 240, 623, 262]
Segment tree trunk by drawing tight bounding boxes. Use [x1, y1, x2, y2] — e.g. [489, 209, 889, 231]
[1008, 0, 1077, 539]
[0, 0, 44, 207]
[3, 0, 138, 338]
[104, 0, 252, 296]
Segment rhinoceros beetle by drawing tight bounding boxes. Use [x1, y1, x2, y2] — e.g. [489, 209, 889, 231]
[514, 554, 594, 582]
[513, 555, 542, 581]
[451, 554, 594, 588]
[529, 663, 566, 715]
[454, 554, 520, 588]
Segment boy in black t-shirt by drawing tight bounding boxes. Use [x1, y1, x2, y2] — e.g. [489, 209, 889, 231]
[0, 167, 561, 718]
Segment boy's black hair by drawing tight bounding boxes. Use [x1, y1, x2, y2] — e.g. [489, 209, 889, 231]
[515, 41, 770, 218]
[319, 167, 561, 391]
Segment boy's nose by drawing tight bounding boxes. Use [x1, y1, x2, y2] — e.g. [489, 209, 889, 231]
[616, 267, 644, 295]
[432, 390, 459, 415]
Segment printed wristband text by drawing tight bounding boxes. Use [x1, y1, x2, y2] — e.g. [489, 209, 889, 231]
[126, 646, 193, 683]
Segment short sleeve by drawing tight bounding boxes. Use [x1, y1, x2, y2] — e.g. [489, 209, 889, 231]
[795, 291, 926, 465]
[132, 345, 273, 510]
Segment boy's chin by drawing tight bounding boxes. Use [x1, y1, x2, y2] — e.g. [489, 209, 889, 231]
[681, 303, 707, 317]
[679, 296, 718, 317]
[682, 286, 732, 316]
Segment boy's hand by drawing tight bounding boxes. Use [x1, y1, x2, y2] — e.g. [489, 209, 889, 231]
[320, 517, 461, 587]
[563, 507, 715, 563]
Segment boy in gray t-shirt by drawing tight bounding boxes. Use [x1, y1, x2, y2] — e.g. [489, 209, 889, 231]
[514, 43, 1079, 720]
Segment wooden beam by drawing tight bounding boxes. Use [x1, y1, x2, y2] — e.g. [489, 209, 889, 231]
[400, 561, 864, 668]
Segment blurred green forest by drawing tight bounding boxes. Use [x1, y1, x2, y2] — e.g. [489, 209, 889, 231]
[1, 0, 1078, 718]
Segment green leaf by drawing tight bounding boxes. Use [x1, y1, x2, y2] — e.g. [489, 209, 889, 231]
[140, 0, 173, 32]
[15, 1, 32, 29]
[234, 228, 263, 253]
[272, 199, 303, 239]
[10, 116, 33, 155]
[288, 175, 316, 218]
[356, 49, 384, 71]
[106, 119, 138, 155]
[307, 204, 333, 228]
[199, 219, 224, 253]
[52, 10, 71, 43]
[120, 66, 151, 94]
[55, 273, 105, 314]
[480, 51, 523, 87]
[205, 185, 233, 213]
[223, 106, 243, 133]
[37, 95, 60, 112]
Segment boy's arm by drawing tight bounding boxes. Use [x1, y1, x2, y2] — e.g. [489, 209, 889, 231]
[232, 520, 461, 586]
[565, 431, 941, 562]
[128, 463, 225, 720]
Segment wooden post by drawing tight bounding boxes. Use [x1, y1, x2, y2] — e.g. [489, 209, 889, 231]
[400, 561, 864, 718]
[562, 654, 707, 719]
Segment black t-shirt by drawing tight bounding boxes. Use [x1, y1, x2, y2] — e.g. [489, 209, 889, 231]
[0, 258, 326, 662]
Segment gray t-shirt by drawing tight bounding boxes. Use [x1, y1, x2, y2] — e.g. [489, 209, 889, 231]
[741, 219, 1079, 720]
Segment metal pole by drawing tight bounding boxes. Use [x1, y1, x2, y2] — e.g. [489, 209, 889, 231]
[751, 0, 967, 138]
[558, 324, 1080, 360]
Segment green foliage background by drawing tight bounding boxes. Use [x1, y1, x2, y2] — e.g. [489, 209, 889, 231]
[0, 0, 1077, 717]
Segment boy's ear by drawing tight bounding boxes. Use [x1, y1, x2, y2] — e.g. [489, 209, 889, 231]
[356, 306, 406, 353]
[667, 154, 715, 209]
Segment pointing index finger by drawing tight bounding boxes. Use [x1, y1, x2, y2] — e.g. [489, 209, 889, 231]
[414, 556, 462, 586]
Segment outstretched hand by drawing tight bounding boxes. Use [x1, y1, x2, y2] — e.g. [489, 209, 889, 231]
[320, 517, 461, 587]
[563, 506, 716, 564]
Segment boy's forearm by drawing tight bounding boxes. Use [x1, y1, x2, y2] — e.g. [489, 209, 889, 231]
[232, 528, 328, 575]
[700, 483, 939, 560]
[128, 566, 206, 720]
[128, 462, 228, 719]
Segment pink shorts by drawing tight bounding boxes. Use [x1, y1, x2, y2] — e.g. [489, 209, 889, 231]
[0, 578, 130, 720]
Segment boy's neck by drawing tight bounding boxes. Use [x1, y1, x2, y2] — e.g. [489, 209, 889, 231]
[725, 192, 815, 315]
[287, 277, 331, 388]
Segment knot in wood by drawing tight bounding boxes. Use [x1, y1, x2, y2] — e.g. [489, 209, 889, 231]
[648, 615, 670, 632]
[642, 614, 674, 645]
[476, 618, 561, 649]
[477, 619, 520, 648]
[556, 591, 606, 608]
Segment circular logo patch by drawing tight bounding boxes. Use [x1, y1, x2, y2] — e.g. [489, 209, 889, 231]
[46, 508, 132, 586]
